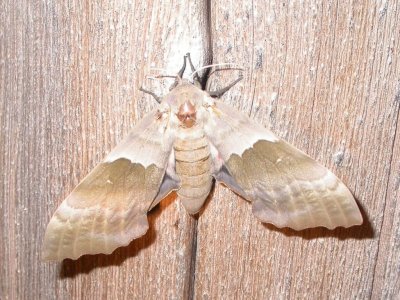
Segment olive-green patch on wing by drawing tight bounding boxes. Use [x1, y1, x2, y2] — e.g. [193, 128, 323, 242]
[43, 159, 164, 261]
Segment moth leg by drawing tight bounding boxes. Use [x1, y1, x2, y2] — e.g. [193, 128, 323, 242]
[139, 86, 161, 103]
[170, 55, 187, 90]
[208, 74, 243, 98]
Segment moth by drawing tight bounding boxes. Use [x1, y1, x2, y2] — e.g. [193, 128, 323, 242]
[43, 54, 363, 261]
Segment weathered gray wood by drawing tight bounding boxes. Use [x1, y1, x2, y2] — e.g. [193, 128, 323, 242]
[372, 112, 400, 299]
[194, 1, 400, 299]
[1, 0, 399, 299]
[0, 0, 209, 299]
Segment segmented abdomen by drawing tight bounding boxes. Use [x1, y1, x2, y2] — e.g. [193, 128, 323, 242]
[174, 134, 212, 213]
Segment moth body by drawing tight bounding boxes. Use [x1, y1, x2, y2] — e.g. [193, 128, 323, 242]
[165, 87, 214, 213]
[174, 129, 212, 213]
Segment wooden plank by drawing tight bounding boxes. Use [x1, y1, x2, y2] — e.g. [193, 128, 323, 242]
[372, 106, 400, 299]
[2, 0, 400, 299]
[193, 1, 400, 299]
[0, 0, 209, 299]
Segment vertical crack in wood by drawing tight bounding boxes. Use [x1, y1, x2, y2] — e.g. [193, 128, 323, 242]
[185, 2, 213, 298]
[186, 217, 199, 300]
[206, 0, 213, 59]
[199, 0, 213, 90]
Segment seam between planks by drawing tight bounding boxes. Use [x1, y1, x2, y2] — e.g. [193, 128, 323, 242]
[186, 0, 213, 298]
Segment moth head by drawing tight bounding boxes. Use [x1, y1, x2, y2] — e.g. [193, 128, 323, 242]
[177, 100, 196, 128]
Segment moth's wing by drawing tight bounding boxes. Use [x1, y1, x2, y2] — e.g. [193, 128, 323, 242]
[43, 110, 179, 261]
[205, 100, 363, 230]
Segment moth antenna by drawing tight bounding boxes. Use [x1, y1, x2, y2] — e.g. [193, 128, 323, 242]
[169, 55, 186, 90]
[185, 53, 201, 88]
[157, 75, 180, 79]
[189, 63, 243, 82]
[149, 67, 171, 73]
[186, 53, 197, 73]
[147, 67, 179, 81]
[148, 55, 186, 91]
[177, 55, 187, 78]
[147, 73, 182, 91]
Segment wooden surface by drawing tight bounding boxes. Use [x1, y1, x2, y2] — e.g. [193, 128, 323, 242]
[1, 1, 399, 299]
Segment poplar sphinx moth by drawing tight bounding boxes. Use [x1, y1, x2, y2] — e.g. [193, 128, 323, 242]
[43, 54, 362, 261]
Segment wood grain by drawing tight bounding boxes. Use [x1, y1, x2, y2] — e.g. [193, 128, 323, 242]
[1, 0, 399, 299]
[195, 1, 400, 299]
[1, 0, 209, 299]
